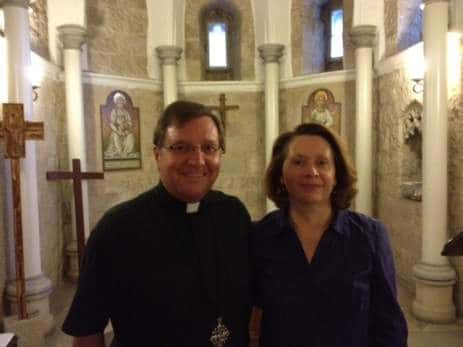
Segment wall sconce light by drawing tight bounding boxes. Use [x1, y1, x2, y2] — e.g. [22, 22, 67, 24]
[412, 78, 424, 94]
[32, 85, 40, 101]
[28, 60, 43, 102]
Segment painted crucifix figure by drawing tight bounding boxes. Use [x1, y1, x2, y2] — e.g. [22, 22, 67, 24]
[47, 159, 104, 270]
[208, 93, 239, 136]
[0, 103, 44, 319]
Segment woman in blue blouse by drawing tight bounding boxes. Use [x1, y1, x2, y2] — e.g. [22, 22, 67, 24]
[252, 123, 408, 347]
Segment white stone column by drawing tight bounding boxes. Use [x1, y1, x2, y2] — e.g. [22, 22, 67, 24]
[258, 44, 284, 212]
[156, 45, 182, 107]
[412, 0, 456, 323]
[57, 24, 89, 282]
[350, 25, 376, 216]
[1, 0, 53, 331]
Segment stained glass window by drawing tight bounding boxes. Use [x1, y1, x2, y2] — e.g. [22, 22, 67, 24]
[208, 22, 228, 68]
[330, 9, 343, 59]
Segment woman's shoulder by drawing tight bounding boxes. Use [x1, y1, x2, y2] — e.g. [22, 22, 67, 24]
[254, 209, 283, 227]
[337, 210, 385, 231]
[337, 210, 390, 250]
[251, 209, 285, 240]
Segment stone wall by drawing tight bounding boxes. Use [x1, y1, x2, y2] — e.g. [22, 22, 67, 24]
[30, 0, 49, 59]
[342, 0, 355, 70]
[290, 0, 305, 76]
[449, 89, 463, 314]
[83, 85, 162, 230]
[184, 0, 255, 81]
[384, 0, 422, 57]
[280, 82, 355, 148]
[376, 65, 463, 313]
[291, 0, 355, 76]
[0, 159, 6, 320]
[180, 92, 266, 220]
[34, 78, 67, 285]
[376, 69, 422, 292]
[384, 0, 398, 57]
[86, 0, 148, 78]
[79, 87, 266, 223]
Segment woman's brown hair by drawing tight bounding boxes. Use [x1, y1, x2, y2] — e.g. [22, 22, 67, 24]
[265, 123, 357, 210]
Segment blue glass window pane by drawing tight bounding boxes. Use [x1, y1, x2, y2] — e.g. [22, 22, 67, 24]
[208, 22, 228, 68]
[330, 9, 343, 58]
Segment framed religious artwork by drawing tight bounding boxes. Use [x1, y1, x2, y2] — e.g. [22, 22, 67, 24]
[302, 88, 342, 133]
[100, 90, 141, 171]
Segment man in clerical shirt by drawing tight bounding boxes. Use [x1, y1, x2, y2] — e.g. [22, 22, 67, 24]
[62, 101, 252, 347]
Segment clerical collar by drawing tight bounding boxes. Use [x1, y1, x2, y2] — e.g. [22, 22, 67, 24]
[186, 201, 200, 213]
[155, 183, 203, 214]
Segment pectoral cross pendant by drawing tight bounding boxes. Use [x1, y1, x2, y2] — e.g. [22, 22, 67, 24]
[210, 317, 230, 347]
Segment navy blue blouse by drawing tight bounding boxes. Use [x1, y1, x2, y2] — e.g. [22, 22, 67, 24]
[252, 209, 408, 347]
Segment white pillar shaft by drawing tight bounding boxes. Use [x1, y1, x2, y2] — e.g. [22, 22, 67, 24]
[63, 49, 86, 165]
[162, 64, 178, 106]
[354, 47, 373, 216]
[156, 46, 182, 108]
[264, 62, 280, 165]
[56, 25, 91, 248]
[62, 47, 90, 237]
[3, 1, 43, 278]
[258, 43, 284, 212]
[411, 0, 455, 324]
[422, 1, 449, 265]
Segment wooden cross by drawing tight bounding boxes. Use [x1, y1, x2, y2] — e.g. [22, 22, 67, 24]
[0, 103, 45, 320]
[208, 93, 239, 135]
[47, 159, 104, 270]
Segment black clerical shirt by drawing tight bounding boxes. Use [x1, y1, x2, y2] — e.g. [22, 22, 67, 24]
[62, 184, 252, 347]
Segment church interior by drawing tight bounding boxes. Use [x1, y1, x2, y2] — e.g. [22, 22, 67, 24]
[1, 0, 463, 346]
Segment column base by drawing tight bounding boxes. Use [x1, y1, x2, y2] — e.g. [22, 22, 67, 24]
[412, 262, 457, 323]
[5, 273, 54, 336]
[3, 312, 54, 347]
[65, 241, 79, 282]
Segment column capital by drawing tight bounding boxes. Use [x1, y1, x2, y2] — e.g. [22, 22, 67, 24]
[57, 24, 87, 50]
[350, 25, 377, 48]
[258, 44, 284, 64]
[156, 45, 183, 65]
[0, 0, 30, 9]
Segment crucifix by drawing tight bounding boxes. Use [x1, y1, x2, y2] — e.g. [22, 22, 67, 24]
[0, 103, 44, 319]
[208, 93, 239, 135]
[47, 159, 104, 270]
[209, 317, 230, 347]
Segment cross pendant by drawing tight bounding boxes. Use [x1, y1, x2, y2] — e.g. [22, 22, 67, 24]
[210, 317, 230, 347]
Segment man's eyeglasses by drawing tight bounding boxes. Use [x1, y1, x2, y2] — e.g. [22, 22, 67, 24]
[161, 143, 223, 156]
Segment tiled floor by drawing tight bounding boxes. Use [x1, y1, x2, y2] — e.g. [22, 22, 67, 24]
[45, 281, 463, 346]
[398, 286, 463, 347]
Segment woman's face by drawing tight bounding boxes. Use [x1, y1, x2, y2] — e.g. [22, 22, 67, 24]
[282, 135, 337, 208]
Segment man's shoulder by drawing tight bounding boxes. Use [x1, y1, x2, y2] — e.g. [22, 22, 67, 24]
[206, 190, 251, 223]
[207, 189, 245, 208]
[105, 188, 156, 219]
[93, 187, 158, 237]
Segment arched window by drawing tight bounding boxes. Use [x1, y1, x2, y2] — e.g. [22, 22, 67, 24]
[208, 22, 228, 68]
[200, 4, 239, 80]
[321, 0, 343, 71]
